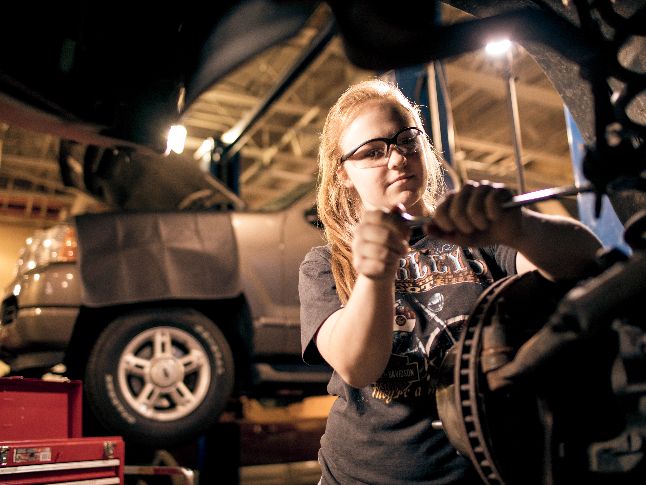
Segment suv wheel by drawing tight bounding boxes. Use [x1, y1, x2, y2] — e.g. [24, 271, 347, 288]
[85, 308, 234, 446]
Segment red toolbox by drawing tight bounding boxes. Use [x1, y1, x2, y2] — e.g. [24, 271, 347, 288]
[0, 377, 125, 484]
[0, 436, 125, 484]
[0, 377, 82, 440]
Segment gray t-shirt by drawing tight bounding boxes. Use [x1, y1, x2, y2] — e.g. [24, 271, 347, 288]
[299, 235, 516, 484]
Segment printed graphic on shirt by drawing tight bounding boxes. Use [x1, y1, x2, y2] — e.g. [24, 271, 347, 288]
[393, 300, 416, 332]
[372, 352, 422, 403]
[395, 243, 491, 293]
[371, 244, 490, 406]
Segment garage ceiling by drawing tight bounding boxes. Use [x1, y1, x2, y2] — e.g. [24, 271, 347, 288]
[0, 4, 576, 227]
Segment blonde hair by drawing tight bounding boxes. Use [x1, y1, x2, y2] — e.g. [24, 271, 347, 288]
[317, 78, 445, 304]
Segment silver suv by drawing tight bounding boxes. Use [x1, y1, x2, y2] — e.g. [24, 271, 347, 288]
[0, 184, 329, 446]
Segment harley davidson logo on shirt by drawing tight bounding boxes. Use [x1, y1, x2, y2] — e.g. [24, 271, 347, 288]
[396, 244, 490, 292]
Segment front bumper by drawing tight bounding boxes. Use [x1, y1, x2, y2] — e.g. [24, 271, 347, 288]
[0, 306, 78, 351]
[0, 304, 78, 375]
[0, 351, 66, 376]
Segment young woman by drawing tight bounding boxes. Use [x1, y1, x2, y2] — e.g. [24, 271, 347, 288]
[299, 79, 601, 484]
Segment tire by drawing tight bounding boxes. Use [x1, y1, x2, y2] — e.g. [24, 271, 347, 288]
[84, 308, 235, 446]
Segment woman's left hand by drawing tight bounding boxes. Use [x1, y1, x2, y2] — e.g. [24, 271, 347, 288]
[424, 181, 523, 247]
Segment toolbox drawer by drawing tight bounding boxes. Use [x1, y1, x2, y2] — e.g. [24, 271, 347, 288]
[0, 436, 124, 484]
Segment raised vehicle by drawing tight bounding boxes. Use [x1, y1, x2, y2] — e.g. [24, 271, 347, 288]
[1, 184, 329, 446]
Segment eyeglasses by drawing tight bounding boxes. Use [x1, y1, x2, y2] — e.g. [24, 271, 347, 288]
[340, 127, 423, 168]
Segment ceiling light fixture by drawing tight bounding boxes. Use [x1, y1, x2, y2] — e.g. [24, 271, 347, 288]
[485, 39, 512, 57]
[166, 124, 187, 155]
[220, 126, 242, 146]
[194, 137, 215, 161]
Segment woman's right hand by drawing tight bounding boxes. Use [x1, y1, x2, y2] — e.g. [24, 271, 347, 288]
[352, 209, 410, 280]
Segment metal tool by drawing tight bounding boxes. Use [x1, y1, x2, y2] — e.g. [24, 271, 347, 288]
[401, 183, 594, 228]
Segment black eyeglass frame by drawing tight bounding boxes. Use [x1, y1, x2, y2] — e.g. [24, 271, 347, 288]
[339, 126, 424, 163]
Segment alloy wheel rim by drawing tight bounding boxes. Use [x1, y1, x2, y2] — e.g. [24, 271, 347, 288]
[117, 326, 211, 421]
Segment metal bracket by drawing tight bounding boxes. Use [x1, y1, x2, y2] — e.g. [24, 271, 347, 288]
[124, 465, 196, 485]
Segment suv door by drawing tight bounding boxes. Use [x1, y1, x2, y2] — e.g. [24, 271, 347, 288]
[281, 193, 325, 353]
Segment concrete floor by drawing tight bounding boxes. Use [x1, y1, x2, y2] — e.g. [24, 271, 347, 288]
[240, 460, 321, 485]
[234, 396, 331, 484]
[125, 395, 334, 484]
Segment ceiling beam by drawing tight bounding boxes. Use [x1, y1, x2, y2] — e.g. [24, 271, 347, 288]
[0, 187, 76, 204]
[240, 107, 320, 184]
[193, 90, 313, 117]
[264, 168, 314, 183]
[457, 136, 569, 166]
[0, 213, 61, 228]
[1, 153, 61, 173]
[463, 165, 572, 189]
[445, 64, 564, 109]
[240, 146, 315, 167]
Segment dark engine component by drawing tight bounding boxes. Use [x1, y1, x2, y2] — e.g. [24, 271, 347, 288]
[437, 230, 646, 484]
[432, 1, 646, 482]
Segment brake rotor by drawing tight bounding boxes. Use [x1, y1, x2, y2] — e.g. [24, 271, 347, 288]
[436, 271, 570, 485]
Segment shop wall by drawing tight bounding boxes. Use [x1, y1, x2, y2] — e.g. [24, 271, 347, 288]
[0, 224, 35, 289]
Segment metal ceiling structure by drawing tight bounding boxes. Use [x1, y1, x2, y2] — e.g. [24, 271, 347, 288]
[0, 4, 576, 227]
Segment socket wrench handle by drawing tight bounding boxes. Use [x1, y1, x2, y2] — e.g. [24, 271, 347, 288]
[401, 183, 594, 228]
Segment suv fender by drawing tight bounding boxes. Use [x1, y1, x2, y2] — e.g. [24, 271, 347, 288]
[75, 210, 241, 307]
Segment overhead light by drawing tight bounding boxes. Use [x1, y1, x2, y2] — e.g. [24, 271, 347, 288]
[166, 124, 187, 155]
[221, 112, 254, 146]
[485, 39, 512, 56]
[194, 137, 215, 161]
[220, 127, 242, 145]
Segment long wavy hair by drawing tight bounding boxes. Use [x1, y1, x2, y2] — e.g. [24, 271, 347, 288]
[317, 78, 445, 304]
